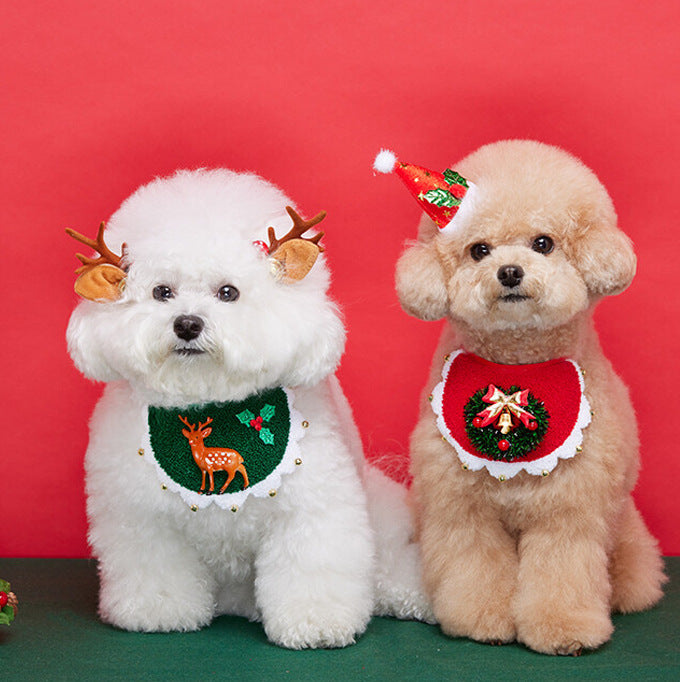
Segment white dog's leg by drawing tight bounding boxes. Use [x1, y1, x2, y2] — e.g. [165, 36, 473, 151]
[91, 513, 217, 632]
[365, 466, 435, 623]
[85, 385, 216, 632]
[253, 430, 374, 647]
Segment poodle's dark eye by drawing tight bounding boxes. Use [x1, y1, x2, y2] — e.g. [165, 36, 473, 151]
[470, 243, 492, 261]
[217, 284, 240, 303]
[532, 235, 554, 254]
[152, 285, 174, 301]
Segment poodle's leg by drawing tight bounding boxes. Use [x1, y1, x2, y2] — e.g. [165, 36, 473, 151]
[254, 444, 374, 648]
[610, 497, 666, 613]
[91, 514, 216, 632]
[514, 515, 613, 655]
[420, 500, 518, 644]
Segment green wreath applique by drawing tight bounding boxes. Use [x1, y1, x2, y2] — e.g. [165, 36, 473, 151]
[463, 384, 550, 461]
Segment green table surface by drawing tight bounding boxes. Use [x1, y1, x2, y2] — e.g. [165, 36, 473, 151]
[1, 558, 678, 681]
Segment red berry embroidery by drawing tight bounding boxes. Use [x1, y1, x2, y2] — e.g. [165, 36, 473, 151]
[0, 592, 7, 608]
[249, 415, 264, 431]
[498, 439, 510, 452]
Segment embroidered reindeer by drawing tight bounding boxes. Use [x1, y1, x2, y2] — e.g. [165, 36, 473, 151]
[178, 416, 249, 494]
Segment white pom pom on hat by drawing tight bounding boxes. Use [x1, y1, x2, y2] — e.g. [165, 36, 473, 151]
[373, 149, 397, 174]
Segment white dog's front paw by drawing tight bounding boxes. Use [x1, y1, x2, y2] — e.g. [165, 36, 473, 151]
[263, 611, 369, 649]
[99, 578, 215, 633]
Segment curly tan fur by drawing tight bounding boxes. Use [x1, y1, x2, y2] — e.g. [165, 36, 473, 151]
[396, 140, 666, 655]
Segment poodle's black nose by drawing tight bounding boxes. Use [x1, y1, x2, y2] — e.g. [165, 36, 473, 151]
[497, 265, 525, 288]
[173, 315, 204, 341]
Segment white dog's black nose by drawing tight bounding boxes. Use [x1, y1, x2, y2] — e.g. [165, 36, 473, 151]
[174, 315, 204, 341]
[497, 265, 524, 288]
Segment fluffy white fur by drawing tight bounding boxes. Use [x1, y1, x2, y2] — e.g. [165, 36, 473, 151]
[67, 169, 430, 648]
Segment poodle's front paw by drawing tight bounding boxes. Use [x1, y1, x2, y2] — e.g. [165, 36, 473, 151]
[432, 579, 516, 644]
[516, 608, 613, 655]
[99, 580, 214, 633]
[263, 609, 369, 649]
[437, 603, 516, 645]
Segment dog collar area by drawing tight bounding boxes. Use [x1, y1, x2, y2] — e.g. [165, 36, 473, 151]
[139, 387, 307, 511]
[430, 350, 591, 480]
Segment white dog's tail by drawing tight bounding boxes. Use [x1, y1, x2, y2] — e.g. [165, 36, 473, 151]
[364, 465, 435, 623]
[327, 375, 433, 622]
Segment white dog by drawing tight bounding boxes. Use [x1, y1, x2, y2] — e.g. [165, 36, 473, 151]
[66, 168, 429, 649]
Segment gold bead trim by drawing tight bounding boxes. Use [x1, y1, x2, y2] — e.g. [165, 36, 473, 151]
[461, 463, 469, 471]
[302, 420, 310, 429]
[295, 458, 302, 466]
[161, 484, 167, 490]
[541, 470, 550, 477]
[498, 475, 507, 482]
[138, 448, 145, 456]
[231, 505, 239, 513]
[268, 489, 277, 498]
[428, 394, 434, 402]
[190, 505, 198, 512]
[576, 445, 583, 453]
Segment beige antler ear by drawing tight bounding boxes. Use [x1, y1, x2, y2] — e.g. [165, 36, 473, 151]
[267, 207, 326, 283]
[66, 222, 127, 301]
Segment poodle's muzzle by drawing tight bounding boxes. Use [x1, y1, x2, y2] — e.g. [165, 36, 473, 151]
[497, 264, 529, 302]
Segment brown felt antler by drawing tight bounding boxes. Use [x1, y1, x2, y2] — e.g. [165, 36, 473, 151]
[66, 222, 127, 302]
[267, 207, 326, 255]
[267, 206, 326, 282]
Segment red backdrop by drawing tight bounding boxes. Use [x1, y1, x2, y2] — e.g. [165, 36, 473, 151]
[2, 1, 678, 557]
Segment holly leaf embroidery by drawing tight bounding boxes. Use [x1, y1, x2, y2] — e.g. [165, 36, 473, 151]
[260, 404, 276, 422]
[443, 168, 469, 188]
[259, 428, 275, 445]
[419, 188, 462, 208]
[236, 409, 255, 425]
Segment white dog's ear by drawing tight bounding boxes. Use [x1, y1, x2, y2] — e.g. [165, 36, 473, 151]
[395, 228, 448, 321]
[572, 225, 637, 297]
[66, 304, 121, 382]
[267, 207, 326, 283]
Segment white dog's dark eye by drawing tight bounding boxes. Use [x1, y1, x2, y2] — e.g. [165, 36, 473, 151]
[532, 235, 554, 254]
[152, 285, 174, 301]
[217, 285, 240, 302]
[470, 243, 492, 261]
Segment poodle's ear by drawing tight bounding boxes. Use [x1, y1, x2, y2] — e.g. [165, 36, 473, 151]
[572, 225, 636, 297]
[395, 234, 448, 321]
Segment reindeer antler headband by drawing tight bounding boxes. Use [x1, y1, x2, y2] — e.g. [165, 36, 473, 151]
[65, 222, 127, 301]
[66, 206, 327, 301]
[265, 206, 326, 282]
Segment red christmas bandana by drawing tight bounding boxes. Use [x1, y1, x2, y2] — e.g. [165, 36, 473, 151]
[431, 350, 591, 480]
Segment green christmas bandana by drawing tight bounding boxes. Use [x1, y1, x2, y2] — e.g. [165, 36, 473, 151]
[141, 387, 305, 511]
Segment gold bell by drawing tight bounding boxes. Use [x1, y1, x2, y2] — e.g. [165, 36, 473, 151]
[498, 411, 513, 435]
